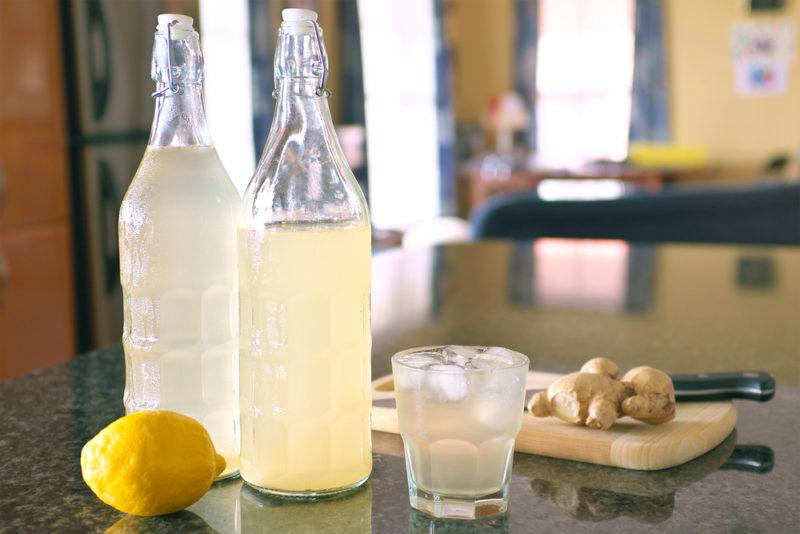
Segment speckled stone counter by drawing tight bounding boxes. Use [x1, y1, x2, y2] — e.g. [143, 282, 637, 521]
[2, 241, 799, 532]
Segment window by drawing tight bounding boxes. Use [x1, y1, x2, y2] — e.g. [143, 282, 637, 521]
[358, 0, 441, 230]
[536, 0, 635, 168]
[199, 0, 255, 193]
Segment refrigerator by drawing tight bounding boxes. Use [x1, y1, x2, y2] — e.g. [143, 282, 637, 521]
[64, 0, 200, 350]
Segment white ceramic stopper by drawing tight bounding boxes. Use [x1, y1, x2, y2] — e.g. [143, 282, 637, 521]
[282, 8, 318, 22]
[156, 13, 195, 37]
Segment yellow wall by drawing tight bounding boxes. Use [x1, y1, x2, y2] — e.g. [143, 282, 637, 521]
[447, 0, 515, 124]
[665, 0, 800, 178]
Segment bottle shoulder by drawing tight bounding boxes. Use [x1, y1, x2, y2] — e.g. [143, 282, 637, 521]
[126, 146, 238, 195]
[243, 83, 370, 227]
[121, 146, 240, 225]
[242, 151, 369, 228]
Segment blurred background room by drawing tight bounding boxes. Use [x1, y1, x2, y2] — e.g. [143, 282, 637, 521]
[1, 0, 798, 379]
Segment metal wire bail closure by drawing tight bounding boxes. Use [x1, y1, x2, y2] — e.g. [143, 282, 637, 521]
[311, 20, 329, 96]
[152, 20, 179, 98]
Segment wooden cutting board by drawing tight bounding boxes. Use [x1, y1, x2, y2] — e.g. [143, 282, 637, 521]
[371, 371, 738, 471]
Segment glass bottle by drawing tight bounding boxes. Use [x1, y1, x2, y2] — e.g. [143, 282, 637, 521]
[239, 8, 372, 496]
[118, 14, 240, 479]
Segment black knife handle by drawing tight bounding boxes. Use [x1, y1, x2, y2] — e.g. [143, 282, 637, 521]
[671, 371, 775, 402]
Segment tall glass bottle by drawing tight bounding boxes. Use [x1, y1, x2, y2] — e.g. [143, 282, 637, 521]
[119, 14, 240, 479]
[239, 9, 372, 496]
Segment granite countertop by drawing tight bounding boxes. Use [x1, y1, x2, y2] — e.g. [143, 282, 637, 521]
[1, 348, 798, 533]
[2, 241, 799, 532]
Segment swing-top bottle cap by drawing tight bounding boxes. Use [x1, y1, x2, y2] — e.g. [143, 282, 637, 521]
[156, 14, 195, 38]
[151, 13, 202, 97]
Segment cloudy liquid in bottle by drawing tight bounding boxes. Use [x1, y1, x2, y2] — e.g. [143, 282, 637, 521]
[238, 224, 372, 492]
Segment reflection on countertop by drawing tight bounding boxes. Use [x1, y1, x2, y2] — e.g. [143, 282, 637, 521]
[238, 483, 372, 534]
[105, 510, 216, 533]
[93, 430, 778, 533]
[516, 432, 773, 524]
[409, 508, 510, 533]
[371, 241, 800, 385]
[373, 428, 774, 528]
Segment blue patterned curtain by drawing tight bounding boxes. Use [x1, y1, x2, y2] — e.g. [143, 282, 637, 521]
[249, 0, 277, 157]
[339, 0, 365, 125]
[434, 0, 456, 216]
[630, 0, 670, 142]
[515, 0, 538, 151]
[338, 0, 369, 195]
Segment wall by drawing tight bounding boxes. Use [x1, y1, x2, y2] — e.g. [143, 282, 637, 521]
[0, 0, 76, 377]
[445, 0, 799, 178]
[665, 0, 800, 178]
[447, 0, 515, 124]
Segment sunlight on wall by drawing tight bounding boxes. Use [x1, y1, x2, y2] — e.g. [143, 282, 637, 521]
[199, 0, 255, 194]
[359, 0, 441, 230]
[536, 0, 634, 167]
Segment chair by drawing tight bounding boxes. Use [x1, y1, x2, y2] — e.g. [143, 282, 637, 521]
[471, 181, 800, 245]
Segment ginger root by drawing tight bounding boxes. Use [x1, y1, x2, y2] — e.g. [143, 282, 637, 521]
[620, 366, 676, 424]
[529, 372, 629, 430]
[579, 357, 619, 378]
[528, 358, 676, 430]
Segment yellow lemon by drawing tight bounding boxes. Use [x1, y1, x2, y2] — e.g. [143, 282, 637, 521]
[81, 410, 226, 516]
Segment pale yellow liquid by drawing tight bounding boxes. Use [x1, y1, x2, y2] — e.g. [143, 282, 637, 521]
[119, 145, 240, 478]
[395, 366, 525, 497]
[402, 432, 515, 497]
[238, 224, 372, 493]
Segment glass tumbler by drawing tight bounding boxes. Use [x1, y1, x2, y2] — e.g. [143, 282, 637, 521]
[392, 345, 529, 520]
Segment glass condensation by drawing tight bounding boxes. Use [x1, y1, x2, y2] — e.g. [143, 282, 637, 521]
[118, 15, 240, 479]
[238, 11, 372, 496]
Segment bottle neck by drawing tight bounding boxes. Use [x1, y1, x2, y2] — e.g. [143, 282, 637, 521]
[268, 22, 333, 136]
[148, 26, 211, 147]
[272, 78, 331, 122]
[148, 85, 212, 147]
[274, 22, 328, 92]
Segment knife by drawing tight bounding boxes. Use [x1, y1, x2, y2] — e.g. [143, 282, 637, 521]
[519, 370, 776, 407]
[669, 371, 775, 402]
